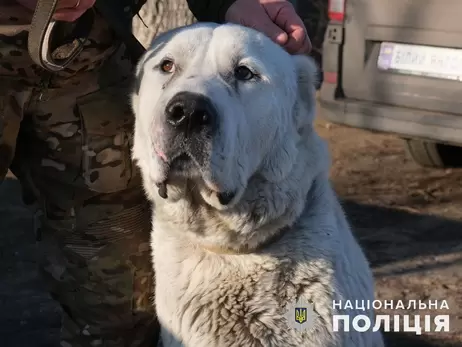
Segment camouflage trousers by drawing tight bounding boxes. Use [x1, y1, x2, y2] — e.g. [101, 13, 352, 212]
[0, 8, 158, 347]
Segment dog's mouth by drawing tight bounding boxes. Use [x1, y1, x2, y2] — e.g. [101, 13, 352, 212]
[160, 151, 200, 183]
[155, 152, 238, 206]
[155, 151, 197, 199]
[169, 152, 194, 173]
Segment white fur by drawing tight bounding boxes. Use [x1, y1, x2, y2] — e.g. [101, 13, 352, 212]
[131, 23, 384, 347]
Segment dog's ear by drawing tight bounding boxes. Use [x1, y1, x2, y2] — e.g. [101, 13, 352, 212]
[292, 55, 319, 130]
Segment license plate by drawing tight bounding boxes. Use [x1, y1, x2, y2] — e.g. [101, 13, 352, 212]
[377, 42, 462, 81]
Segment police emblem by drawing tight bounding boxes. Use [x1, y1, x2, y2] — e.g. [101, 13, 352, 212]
[295, 307, 307, 324]
[284, 297, 318, 332]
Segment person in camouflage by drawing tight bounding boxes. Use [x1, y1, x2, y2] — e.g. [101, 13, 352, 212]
[0, 0, 310, 346]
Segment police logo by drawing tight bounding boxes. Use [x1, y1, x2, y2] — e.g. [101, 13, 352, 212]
[284, 297, 318, 332]
[295, 307, 307, 324]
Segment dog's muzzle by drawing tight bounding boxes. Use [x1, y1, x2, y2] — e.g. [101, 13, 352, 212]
[165, 92, 217, 135]
[155, 92, 218, 200]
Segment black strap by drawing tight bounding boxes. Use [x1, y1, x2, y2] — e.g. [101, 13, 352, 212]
[28, 0, 92, 72]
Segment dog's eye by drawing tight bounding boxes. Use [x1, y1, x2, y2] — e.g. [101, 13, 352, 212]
[234, 66, 254, 81]
[160, 59, 175, 73]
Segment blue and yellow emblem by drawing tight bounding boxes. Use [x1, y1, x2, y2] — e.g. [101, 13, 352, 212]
[284, 298, 318, 331]
[295, 307, 307, 324]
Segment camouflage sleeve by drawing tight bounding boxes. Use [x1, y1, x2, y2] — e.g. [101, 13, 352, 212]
[186, 0, 237, 23]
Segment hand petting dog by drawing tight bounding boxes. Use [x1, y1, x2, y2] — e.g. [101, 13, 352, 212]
[225, 0, 312, 54]
[17, 0, 310, 54]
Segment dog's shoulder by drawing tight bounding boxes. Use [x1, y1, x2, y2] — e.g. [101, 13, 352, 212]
[154, 190, 382, 347]
[153, 215, 340, 347]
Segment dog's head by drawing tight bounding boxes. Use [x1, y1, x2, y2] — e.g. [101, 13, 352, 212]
[132, 23, 329, 249]
[132, 22, 322, 206]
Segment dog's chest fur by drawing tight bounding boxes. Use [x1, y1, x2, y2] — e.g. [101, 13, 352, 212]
[152, 214, 343, 347]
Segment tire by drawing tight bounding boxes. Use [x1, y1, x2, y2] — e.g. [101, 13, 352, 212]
[404, 139, 462, 168]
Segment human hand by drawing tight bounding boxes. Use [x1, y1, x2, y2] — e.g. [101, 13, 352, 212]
[16, 0, 95, 22]
[224, 0, 311, 55]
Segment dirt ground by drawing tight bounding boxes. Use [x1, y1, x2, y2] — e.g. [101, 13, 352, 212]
[315, 107, 462, 346]
[0, 112, 461, 346]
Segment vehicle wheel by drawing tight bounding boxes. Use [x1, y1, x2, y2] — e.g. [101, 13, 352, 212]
[404, 139, 462, 168]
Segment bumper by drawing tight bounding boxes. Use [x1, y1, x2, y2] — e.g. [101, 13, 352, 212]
[318, 90, 462, 146]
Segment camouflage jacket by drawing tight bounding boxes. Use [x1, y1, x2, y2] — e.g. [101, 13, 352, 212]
[97, 0, 238, 23]
[0, 0, 237, 30]
[0, 0, 237, 86]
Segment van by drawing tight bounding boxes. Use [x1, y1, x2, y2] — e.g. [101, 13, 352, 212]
[318, 0, 462, 168]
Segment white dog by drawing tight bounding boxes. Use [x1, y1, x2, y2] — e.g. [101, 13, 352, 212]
[131, 22, 384, 347]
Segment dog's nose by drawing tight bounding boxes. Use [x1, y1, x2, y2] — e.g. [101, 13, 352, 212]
[165, 92, 216, 131]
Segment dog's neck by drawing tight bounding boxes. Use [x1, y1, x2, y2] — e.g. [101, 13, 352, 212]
[151, 131, 331, 254]
[199, 225, 290, 255]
